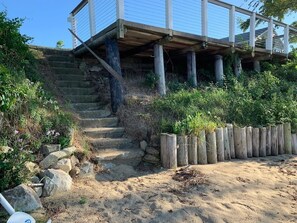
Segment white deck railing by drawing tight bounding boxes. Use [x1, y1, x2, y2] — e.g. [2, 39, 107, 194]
[69, 0, 297, 55]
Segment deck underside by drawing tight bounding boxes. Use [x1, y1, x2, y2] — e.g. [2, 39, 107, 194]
[74, 20, 287, 62]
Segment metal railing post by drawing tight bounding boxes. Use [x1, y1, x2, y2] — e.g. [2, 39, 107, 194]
[117, 0, 125, 20]
[166, 0, 173, 30]
[266, 18, 273, 51]
[229, 5, 235, 44]
[68, 14, 78, 48]
[202, 0, 208, 37]
[88, 0, 96, 37]
[284, 24, 290, 55]
[249, 12, 256, 48]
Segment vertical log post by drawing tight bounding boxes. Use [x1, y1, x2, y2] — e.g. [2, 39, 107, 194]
[271, 126, 278, 156]
[105, 38, 123, 113]
[198, 130, 207, 164]
[266, 126, 272, 156]
[284, 123, 292, 154]
[246, 127, 253, 158]
[278, 124, 285, 155]
[215, 55, 224, 85]
[188, 135, 198, 165]
[227, 124, 235, 159]
[161, 133, 177, 169]
[206, 131, 217, 164]
[252, 128, 260, 157]
[292, 133, 297, 155]
[234, 127, 247, 159]
[223, 127, 231, 160]
[259, 127, 267, 157]
[187, 51, 198, 87]
[216, 128, 224, 161]
[154, 44, 166, 96]
[177, 135, 188, 166]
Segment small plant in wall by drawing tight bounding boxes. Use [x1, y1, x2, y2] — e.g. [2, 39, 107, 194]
[56, 40, 64, 49]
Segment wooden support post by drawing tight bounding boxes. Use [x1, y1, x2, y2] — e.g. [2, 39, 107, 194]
[259, 127, 267, 157]
[116, 0, 124, 20]
[229, 6, 235, 44]
[187, 51, 197, 87]
[201, 0, 208, 37]
[227, 124, 235, 159]
[246, 127, 253, 158]
[188, 135, 198, 165]
[177, 135, 188, 166]
[68, 14, 78, 48]
[252, 128, 260, 157]
[284, 25, 290, 55]
[278, 124, 285, 154]
[88, 0, 96, 37]
[284, 123, 292, 154]
[292, 133, 297, 155]
[206, 131, 217, 164]
[216, 128, 224, 162]
[234, 127, 247, 159]
[271, 126, 278, 156]
[166, 0, 173, 30]
[266, 126, 272, 156]
[105, 38, 123, 113]
[161, 133, 177, 169]
[215, 55, 224, 84]
[154, 44, 166, 96]
[266, 18, 273, 52]
[198, 130, 207, 164]
[234, 56, 242, 78]
[249, 12, 256, 48]
[223, 127, 231, 160]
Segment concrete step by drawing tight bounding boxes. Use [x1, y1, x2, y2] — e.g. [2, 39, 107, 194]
[53, 68, 82, 75]
[55, 74, 85, 81]
[89, 138, 132, 150]
[60, 87, 97, 95]
[47, 55, 74, 62]
[83, 127, 124, 138]
[65, 95, 99, 103]
[92, 148, 144, 166]
[71, 102, 105, 111]
[49, 61, 78, 69]
[78, 110, 111, 119]
[80, 117, 118, 128]
[57, 81, 92, 88]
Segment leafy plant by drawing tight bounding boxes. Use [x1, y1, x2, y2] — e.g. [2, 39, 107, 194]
[144, 71, 159, 89]
[56, 40, 64, 49]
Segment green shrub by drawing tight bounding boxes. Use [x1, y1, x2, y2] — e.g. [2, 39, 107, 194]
[144, 71, 159, 89]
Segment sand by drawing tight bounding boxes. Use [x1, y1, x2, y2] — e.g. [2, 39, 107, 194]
[42, 155, 297, 223]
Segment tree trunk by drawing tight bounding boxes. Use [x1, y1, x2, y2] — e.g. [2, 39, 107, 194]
[246, 127, 253, 158]
[284, 123, 292, 154]
[160, 133, 177, 169]
[206, 132, 217, 164]
[177, 135, 188, 166]
[105, 38, 124, 113]
[188, 135, 198, 165]
[271, 126, 278, 156]
[198, 130, 207, 164]
[227, 124, 235, 159]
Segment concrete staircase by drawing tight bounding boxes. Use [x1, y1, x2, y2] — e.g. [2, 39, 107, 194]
[45, 50, 144, 167]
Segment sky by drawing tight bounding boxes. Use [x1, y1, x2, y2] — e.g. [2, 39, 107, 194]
[0, 0, 296, 49]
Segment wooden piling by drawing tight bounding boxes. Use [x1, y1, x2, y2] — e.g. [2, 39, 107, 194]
[177, 135, 188, 166]
[227, 124, 235, 159]
[198, 130, 207, 164]
[278, 124, 284, 155]
[216, 128, 224, 162]
[160, 133, 177, 169]
[234, 127, 247, 159]
[252, 128, 260, 157]
[271, 126, 278, 156]
[292, 133, 297, 155]
[206, 131, 217, 164]
[259, 127, 267, 157]
[154, 44, 166, 96]
[266, 126, 272, 156]
[284, 123, 292, 154]
[188, 135, 198, 165]
[246, 126, 253, 158]
[223, 127, 231, 160]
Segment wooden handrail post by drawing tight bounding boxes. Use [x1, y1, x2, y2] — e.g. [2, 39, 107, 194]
[67, 14, 78, 48]
[117, 0, 125, 20]
[166, 0, 173, 30]
[284, 24, 290, 55]
[229, 5, 235, 44]
[266, 18, 273, 52]
[88, 0, 96, 37]
[202, 0, 208, 37]
[249, 12, 256, 48]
